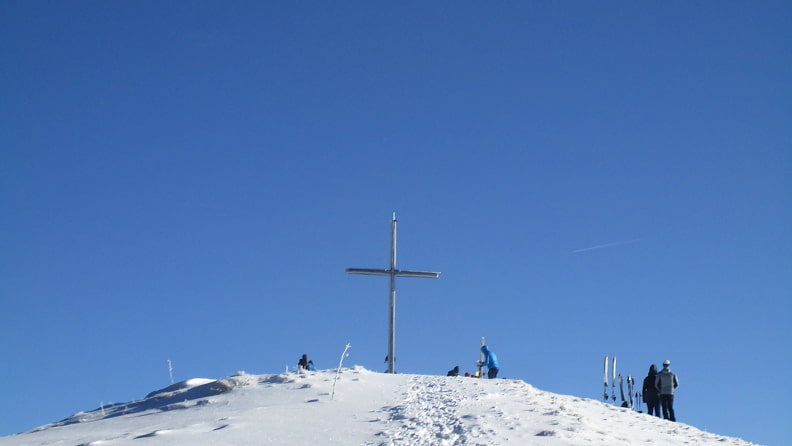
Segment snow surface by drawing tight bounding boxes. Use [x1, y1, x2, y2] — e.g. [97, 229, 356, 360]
[0, 367, 761, 446]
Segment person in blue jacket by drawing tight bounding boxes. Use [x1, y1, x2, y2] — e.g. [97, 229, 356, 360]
[479, 345, 500, 379]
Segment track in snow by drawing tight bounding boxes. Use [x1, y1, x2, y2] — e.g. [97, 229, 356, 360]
[366, 375, 495, 446]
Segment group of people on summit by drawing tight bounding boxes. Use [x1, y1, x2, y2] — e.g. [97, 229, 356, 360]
[642, 360, 679, 421]
[298, 346, 502, 379]
[447, 345, 499, 379]
[300, 349, 678, 422]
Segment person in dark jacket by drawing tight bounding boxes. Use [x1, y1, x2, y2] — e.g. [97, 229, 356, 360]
[447, 366, 460, 377]
[655, 360, 679, 421]
[642, 364, 661, 417]
[478, 345, 500, 379]
[298, 354, 311, 372]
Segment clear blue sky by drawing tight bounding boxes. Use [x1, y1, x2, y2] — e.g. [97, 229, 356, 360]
[1, 2, 789, 444]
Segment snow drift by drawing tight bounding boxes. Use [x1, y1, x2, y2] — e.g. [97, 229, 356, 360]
[0, 367, 760, 446]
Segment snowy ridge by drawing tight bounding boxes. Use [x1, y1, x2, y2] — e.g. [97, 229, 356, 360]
[0, 367, 760, 446]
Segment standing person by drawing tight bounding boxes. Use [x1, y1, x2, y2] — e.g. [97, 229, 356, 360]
[478, 345, 500, 379]
[655, 360, 679, 421]
[642, 364, 661, 417]
[447, 366, 460, 377]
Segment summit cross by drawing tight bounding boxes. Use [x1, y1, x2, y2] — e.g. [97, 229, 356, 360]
[346, 213, 440, 374]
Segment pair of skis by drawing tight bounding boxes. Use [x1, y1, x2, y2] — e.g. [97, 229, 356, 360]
[603, 355, 636, 409]
[626, 376, 635, 409]
[619, 375, 635, 408]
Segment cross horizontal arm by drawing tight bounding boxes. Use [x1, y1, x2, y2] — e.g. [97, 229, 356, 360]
[345, 268, 440, 278]
[394, 270, 441, 278]
[345, 268, 390, 276]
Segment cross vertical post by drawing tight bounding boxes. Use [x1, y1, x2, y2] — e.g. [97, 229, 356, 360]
[346, 213, 440, 374]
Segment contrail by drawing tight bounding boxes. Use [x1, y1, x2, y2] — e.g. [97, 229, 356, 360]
[572, 239, 641, 254]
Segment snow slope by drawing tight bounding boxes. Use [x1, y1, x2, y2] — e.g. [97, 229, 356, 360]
[0, 367, 761, 446]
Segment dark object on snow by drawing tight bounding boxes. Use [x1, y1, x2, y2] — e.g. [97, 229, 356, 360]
[447, 366, 460, 377]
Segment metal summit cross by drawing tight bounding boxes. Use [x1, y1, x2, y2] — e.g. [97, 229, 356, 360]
[346, 213, 440, 374]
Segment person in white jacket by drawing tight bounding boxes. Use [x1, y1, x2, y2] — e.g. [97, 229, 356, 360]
[655, 360, 679, 421]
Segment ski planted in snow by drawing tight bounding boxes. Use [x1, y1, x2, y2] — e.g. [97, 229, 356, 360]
[611, 356, 617, 403]
[603, 356, 609, 402]
[619, 374, 627, 407]
[627, 375, 635, 409]
[477, 337, 485, 378]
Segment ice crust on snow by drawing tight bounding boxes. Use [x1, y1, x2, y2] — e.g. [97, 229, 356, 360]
[0, 367, 761, 446]
[144, 378, 216, 399]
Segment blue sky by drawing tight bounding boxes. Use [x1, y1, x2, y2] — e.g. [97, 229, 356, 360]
[1, 1, 789, 444]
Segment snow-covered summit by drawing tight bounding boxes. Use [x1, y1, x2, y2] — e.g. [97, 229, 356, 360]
[0, 367, 761, 445]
